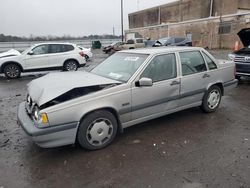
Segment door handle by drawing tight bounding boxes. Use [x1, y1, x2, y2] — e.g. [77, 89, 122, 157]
[170, 80, 180, 86]
[203, 73, 210, 78]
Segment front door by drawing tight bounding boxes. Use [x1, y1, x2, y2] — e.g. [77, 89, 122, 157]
[24, 44, 50, 70]
[131, 53, 180, 121]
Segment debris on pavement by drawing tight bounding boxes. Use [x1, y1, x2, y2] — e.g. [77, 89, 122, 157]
[132, 139, 141, 144]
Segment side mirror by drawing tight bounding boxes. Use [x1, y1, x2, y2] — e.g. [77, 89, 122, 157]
[135, 77, 153, 87]
[27, 51, 34, 55]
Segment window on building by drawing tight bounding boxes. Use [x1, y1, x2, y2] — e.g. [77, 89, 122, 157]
[218, 22, 232, 34]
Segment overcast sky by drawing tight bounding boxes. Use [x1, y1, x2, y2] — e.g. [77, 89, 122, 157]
[0, 0, 176, 37]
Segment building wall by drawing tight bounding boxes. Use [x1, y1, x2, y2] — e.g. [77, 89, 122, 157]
[128, 0, 249, 29]
[125, 14, 250, 49]
[212, 0, 238, 16]
[129, 7, 159, 29]
[238, 0, 250, 10]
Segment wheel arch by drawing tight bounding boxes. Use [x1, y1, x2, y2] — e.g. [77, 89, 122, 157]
[63, 58, 80, 67]
[0, 61, 23, 73]
[78, 107, 123, 134]
[206, 82, 224, 96]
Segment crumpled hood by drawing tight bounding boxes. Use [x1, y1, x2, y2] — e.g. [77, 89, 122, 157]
[0, 49, 21, 58]
[238, 28, 250, 47]
[28, 71, 121, 106]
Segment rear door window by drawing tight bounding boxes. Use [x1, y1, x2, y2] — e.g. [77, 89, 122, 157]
[49, 44, 62, 53]
[62, 44, 74, 52]
[180, 51, 207, 76]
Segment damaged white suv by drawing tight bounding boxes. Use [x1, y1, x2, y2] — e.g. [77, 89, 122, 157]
[18, 47, 237, 150]
[0, 43, 86, 79]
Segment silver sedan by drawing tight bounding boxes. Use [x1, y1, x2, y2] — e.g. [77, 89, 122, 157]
[18, 47, 237, 150]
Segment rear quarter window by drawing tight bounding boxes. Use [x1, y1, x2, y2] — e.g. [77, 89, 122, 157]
[202, 52, 217, 70]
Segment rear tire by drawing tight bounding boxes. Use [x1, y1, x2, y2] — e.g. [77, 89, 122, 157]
[201, 85, 222, 113]
[77, 110, 118, 150]
[64, 60, 78, 71]
[4, 63, 21, 79]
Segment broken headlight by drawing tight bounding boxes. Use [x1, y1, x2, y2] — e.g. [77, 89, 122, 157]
[33, 106, 49, 124]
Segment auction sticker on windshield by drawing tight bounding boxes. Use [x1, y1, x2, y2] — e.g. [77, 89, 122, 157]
[124, 57, 139, 61]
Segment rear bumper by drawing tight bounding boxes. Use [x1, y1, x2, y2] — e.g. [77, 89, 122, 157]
[17, 102, 79, 148]
[223, 79, 238, 94]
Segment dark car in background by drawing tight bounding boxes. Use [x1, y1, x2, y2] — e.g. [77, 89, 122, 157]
[102, 42, 124, 54]
[228, 28, 250, 79]
[153, 37, 192, 47]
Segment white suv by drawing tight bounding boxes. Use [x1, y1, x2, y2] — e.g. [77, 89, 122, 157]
[0, 43, 86, 79]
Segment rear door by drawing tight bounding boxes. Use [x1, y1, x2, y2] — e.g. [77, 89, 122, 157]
[131, 53, 180, 121]
[179, 50, 210, 107]
[47, 44, 74, 68]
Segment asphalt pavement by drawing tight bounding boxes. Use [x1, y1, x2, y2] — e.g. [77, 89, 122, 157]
[0, 49, 250, 188]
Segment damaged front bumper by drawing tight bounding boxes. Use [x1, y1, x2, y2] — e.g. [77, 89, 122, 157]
[17, 102, 79, 148]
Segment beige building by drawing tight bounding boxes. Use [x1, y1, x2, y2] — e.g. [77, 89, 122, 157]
[125, 0, 250, 49]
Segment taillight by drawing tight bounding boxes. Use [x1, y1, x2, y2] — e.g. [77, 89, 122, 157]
[79, 51, 85, 57]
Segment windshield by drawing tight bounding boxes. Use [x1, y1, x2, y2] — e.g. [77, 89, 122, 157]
[91, 52, 149, 82]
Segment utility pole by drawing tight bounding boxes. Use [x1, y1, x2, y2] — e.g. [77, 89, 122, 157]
[121, 0, 124, 42]
[209, 0, 214, 17]
[113, 27, 115, 36]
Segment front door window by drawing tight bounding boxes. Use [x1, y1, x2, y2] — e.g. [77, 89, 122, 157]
[32, 45, 49, 55]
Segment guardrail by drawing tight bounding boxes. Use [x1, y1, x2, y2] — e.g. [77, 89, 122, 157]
[0, 39, 121, 52]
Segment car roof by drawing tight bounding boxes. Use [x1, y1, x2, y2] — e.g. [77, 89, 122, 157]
[119, 47, 204, 55]
[32, 42, 75, 46]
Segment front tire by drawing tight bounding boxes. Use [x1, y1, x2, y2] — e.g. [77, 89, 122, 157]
[4, 63, 21, 79]
[64, 60, 78, 71]
[77, 110, 118, 150]
[201, 85, 222, 113]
